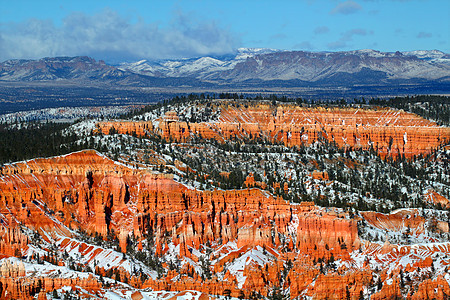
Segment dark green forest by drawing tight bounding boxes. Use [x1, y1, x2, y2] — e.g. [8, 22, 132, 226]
[0, 122, 83, 164]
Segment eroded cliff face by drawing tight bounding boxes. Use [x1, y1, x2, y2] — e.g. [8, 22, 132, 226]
[0, 260, 102, 300]
[424, 189, 450, 208]
[0, 151, 448, 299]
[98, 104, 450, 158]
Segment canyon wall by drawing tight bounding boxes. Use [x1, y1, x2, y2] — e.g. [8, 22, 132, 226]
[98, 104, 450, 158]
[0, 150, 448, 299]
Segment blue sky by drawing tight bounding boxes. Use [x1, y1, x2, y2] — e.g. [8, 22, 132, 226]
[1, 0, 448, 62]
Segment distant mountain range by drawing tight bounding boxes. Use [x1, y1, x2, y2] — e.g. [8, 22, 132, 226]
[1, 48, 449, 89]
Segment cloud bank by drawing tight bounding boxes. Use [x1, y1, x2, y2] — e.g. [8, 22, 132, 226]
[0, 9, 240, 62]
[417, 32, 432, 39]
[314, 26, 330, 35]
[327, 28, 369, 49]
[330, 1, 363, 15]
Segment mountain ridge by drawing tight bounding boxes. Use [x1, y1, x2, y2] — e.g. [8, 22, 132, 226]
[1, 49, 449, 89]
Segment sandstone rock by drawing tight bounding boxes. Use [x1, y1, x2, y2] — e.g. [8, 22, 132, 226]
[0, 150, 448, 299]
[98, 104, 450, 159]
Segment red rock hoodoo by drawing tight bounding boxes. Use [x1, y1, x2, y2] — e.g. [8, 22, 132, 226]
[98, 104, 450, 158]
[0, 148, 448, 298]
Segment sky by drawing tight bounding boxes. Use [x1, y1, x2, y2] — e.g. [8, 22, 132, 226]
[0, 0, 448, 62]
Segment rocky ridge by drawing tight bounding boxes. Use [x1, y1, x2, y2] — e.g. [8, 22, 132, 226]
[1, 49, 449, 88]
[119, 49, 450, 83]
[0, 150, 449, 299]
[98, 103, 450, 159]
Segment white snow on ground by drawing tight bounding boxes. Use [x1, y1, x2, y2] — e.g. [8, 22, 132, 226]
[212, 241, 239, 261]
[183, 257, 203, 275]
[287, 213, 299, 238]
[1, 255, 251, 299]
[54, 235, 158, 279]
[0, 106, 138, 124]
[66, 119, 98, 136]
[226, 246, 273, 289]
[0, 256, 90, 279]
[104, 291, 127, 300]
[341, 241, 450, 278]
[104, 289, 239, 300]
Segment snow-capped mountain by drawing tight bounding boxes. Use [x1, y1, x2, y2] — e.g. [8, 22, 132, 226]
[119, 56, 234, 78]
[402, 49, 450, 63]
[1, 49, 449, 87]
[0, 56, 127, 82]
[118, 48, 450, 83]
[213, 49, 450, 83]
[117, 48, 282, 78]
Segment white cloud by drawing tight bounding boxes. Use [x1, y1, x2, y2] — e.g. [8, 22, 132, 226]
[314, 26, 330, 35]
[330, 1, 363, 15]
[417, 32, 432, 39]
[327, 40, 348, 49]
[0, 9, 240, 62]
[294, 41, 314, 50]
[327, 28, 369, 49]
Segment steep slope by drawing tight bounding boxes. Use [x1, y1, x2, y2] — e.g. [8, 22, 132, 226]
[0, 150, 449, 299]
[0, 56, 126, 82]
[119, 49, 450, 84]
[117, 48, 281, 78]
[215, 50, 449, 83]
[97, 103, 450, 158]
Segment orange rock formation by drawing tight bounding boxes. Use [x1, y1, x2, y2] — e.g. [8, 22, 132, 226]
[424, 189, 450, 208]
[97, 104, 450, 158]
[0, 150, 448, 299]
